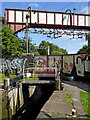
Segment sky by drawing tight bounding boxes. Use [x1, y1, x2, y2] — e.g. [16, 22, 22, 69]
[1, 1, 89, 54]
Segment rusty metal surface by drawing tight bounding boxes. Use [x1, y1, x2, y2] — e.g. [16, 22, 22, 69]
[5, 8, 90, 33]
[63, 55, 73, 74]
[34, 54, 89, 77]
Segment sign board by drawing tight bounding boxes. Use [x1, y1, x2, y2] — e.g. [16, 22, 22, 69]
[5, 8, 90, 33]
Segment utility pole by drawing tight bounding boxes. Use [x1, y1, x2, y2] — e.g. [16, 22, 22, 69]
[25, 6, 31, 53]
[26, 14, 29, 53]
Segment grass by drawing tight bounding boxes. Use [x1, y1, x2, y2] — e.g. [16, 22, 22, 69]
[0, 74, 16, 82]
[0, 74, 8, 82]
[65, 93, 73, 105]
[19, 76, 38, 82]
[80, 91, 90, 120]
[52, 111, 62, 115]
[0, 73, 38, 83]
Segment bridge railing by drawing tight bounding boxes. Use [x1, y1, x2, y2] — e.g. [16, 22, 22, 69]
[23, 67, 58, 79]
[5, 8, 90, 33]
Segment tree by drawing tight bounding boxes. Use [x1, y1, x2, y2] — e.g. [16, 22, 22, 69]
[20, 37, 40, 55]
[38, 41, 48, 55]
[2, 25, 23, 57]
[38, 41, 68, 55]
[77, 45, 90, 54]
[1, 25, 68, 56]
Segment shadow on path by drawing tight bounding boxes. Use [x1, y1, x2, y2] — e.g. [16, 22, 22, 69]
[62, 80, 89, 92]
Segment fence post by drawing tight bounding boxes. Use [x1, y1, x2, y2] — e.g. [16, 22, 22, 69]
[4, 78, 10, 90]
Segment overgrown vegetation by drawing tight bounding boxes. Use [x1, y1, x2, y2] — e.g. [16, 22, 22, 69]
[80, 91, 90, 120]
[65, 93, 73, 105]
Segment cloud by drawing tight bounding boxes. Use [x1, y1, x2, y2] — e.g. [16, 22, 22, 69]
[79, 40, 88, 46]
[80, 6, 88, 14]
[68, 51, 76, 54]
[29, 3, 39, 8]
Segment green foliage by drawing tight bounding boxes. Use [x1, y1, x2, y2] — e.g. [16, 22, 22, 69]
[1, 25, 40, 56]
[34, 52, 40, 55]
[0, 73, 8, 82]
[38, 41, 68, 55]
[80, 91, 90, 119]
[78, 33, 90, 54]
[2, 25, 23, 57]
[1, 25, 68, 56]
[20, 38, 27, 53]
[77, 45, 90, 54]
[38, 41, 48, 55]
[65, 93, 73, 104]
[0, 74, 16, 82]
[19, 77, 38, 82]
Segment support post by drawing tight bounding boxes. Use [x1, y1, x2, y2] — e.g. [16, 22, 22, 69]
[55, 78, 60, 90]
[26, 15, 29, 53]
[4, 78, 10, 90]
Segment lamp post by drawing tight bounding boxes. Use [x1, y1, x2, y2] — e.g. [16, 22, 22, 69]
[26, 14, 29, 53]
[65, 7, 76, 26]
[73, 7, 76, 26]
[65, 9, 72, 26]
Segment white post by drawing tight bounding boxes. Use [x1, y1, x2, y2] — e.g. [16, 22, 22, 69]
[48, 46, 50, 55]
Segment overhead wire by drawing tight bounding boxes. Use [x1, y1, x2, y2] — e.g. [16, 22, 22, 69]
[37, 2, 75, 23]
[29, 2, 87, 45]
[32, 2, 76, 40]
[39, 2, 53, 11]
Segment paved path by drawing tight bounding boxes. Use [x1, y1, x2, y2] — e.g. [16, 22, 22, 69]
[37, 80, 88, 120]
[63, 81, 87, 119]
[0, 80, 88, 120]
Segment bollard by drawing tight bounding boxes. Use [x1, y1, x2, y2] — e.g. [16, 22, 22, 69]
[72, 108, 76, 117]
[4, 78, 10, 90]
[55, 78, 60, 90]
